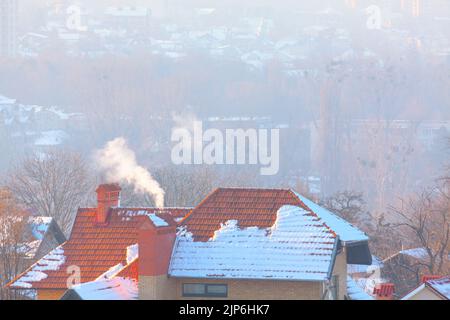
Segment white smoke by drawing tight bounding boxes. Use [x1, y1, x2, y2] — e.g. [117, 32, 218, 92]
[95, 137, 165, 208]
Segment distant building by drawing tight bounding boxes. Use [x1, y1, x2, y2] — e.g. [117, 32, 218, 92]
[0, 0, 18, 57]
[402, 276, 450, 300]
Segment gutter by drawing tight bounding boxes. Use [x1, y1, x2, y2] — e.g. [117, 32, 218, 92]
[327, 235, 340, 280]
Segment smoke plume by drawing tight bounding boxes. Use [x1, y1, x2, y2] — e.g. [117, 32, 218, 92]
[95, 137, 165, 208]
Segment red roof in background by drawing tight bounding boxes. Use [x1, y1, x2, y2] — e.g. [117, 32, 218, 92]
[9, 207, 190, 290]
[373, 283, 395, 297]
[421, 275, 443, 283]
[181, 188, 325, 242]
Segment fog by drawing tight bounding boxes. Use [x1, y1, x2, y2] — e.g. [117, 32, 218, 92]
[1, 0, 449, 214]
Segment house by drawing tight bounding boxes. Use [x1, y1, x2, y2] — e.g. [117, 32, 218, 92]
[381, 247, 445, 297]
[402, 276, 450, 300]
[8, 185, 371, 300]
[7, 184, 191, 300]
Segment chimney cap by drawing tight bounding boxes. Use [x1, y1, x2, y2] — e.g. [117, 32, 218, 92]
[96, 183, 122, 193]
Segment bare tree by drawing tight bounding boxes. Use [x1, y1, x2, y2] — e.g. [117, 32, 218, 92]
[388, 185, 450, 276]
[321, 191, 372, 231]
[0, 189, 28, 300]
[5, 151, 95, 235]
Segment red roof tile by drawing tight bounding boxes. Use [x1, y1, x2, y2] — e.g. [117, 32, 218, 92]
[421, 275, 442, 283]
[9, 207, 190, 290]
[181, 188, 328, 241]
[373, 283, 395, 297]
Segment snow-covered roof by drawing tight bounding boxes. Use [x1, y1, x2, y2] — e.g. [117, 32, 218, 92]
[294, 192, 369, 243]
[169, 205, 337, 281]
[347, 277, 375, 300]
[399, 247, 429, 260]
[403, 276, 450, 300]
[428, 277, 450, 299]
[68, 277, 138, 300]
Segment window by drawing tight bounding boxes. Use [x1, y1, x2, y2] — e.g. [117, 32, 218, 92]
[182, 283, 228, 298]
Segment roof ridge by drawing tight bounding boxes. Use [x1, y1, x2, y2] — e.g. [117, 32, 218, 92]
[178, 188, 221, 225]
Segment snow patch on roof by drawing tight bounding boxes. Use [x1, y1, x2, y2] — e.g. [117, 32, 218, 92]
[148, 214, 169, 227]
[70, 277, 138, 300]
[400, 247, 429, 260]
[96, 263, 125, 281]
[12, 245, 66, 288]
[294, 192, 369, 243]
[428, 276, 450, 299]
[169, 205, 336, 281]
[126, 244, 138, 264]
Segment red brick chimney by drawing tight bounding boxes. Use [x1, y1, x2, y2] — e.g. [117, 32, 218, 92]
[138, 218, 177, 277]
[373, 283, 395, 300]
[96, 184, 121, 225]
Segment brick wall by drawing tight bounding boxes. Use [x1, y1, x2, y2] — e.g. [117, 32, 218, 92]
[37, 289, 66, 300]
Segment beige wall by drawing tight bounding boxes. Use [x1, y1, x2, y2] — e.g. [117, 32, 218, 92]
[405, 287, 444, 300]
[139, 276, 325, 300]
[140, 246, 349, 300]
[332, 249, 348, 300]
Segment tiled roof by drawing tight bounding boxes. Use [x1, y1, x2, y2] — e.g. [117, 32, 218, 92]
[170, 191, 339, 281]
[9, 207, 190, 290]
[170, 188, 369, 281]
[427, 276, 450, 300]
[180, 188, 366, 243]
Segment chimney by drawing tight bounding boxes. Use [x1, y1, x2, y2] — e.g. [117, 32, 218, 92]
[373, 283, 395, 300]
[138, 214, 177, 299]
[96, 184, 121, 225]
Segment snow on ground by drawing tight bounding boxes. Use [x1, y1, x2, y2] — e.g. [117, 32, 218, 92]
[12, 245, 66, 288]
[70, 277, 138, 300]
[169, 205, 336, 281]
